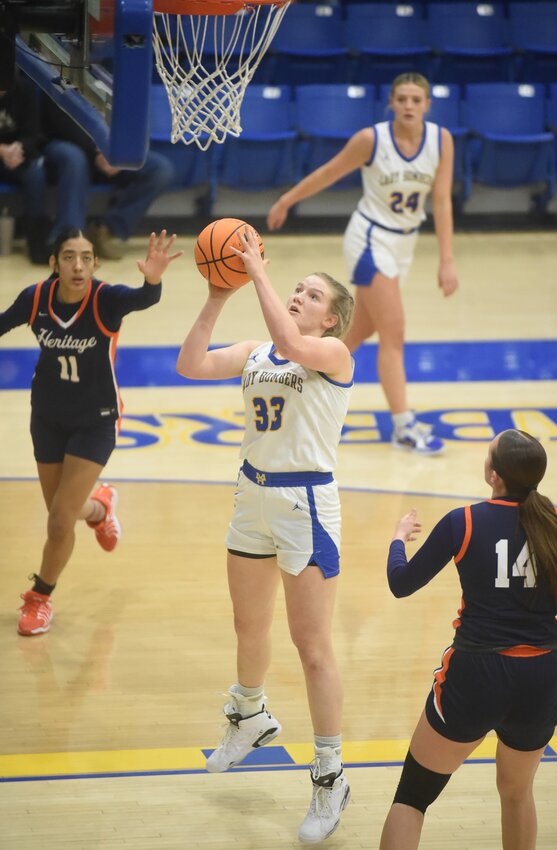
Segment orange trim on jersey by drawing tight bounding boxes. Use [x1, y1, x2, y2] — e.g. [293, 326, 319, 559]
[433, 646, 454, 721]
[499, 645, 551, 657]
[28, 280, 45, 325]
[454, 505, 472, 563]
[487, 498, 520, 506]
[48, 278, 92, 325]
[109, 330, 124, 419]
[92, 284, 122, 417]
[452, 596, 465, 630]
[92, 283, 118, 338]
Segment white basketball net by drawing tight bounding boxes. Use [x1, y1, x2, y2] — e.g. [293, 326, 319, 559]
[153, 3, 290, 150]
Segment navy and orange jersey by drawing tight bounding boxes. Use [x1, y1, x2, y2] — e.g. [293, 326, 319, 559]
[0, 276, 161, 425]
[387, 498, 557, 652]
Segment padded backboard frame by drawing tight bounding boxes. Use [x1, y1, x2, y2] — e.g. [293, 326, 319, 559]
[15, 0, 152, 168]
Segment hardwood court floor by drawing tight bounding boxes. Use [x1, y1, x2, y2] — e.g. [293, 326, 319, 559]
[1, 762, 557, 850]
[1, 480, 557, 850]
[0, 232, 556, 848]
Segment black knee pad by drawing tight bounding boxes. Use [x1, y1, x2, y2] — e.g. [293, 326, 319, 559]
[393, 751, 452, 814]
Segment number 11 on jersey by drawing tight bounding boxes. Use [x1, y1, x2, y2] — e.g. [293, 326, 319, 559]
[57, 355, 80, 383]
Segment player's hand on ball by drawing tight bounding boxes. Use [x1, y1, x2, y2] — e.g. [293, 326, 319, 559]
[230, 227, 267, 282]
[207, 282, 235, 301]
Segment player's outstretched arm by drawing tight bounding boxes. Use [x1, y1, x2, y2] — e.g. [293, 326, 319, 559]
[137, 230, 183, 284]
[267, 128, 374, 231]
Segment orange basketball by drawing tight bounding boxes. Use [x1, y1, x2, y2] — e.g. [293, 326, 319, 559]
[194, 218, 265, 289]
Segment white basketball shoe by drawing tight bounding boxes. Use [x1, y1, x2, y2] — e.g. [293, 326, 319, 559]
[205, 696, 282, 773]
[298, 747, 351, 844]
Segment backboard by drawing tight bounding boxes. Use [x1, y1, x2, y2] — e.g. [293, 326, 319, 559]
[14, 0, 152, 168]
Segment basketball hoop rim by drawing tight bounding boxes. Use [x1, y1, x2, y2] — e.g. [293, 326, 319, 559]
[154, 0, 288, 15]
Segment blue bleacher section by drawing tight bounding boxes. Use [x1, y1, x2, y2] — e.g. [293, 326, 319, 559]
[509, 2, 557, 84]
[140, 78, 557, 213]
[463, 82, 556, 207]
[294, 84, 375, 188]
[213, 86, 299, 193]
[4, 3, 557, 219]
[265, 4, 350, 85]
[343, 4, 431, 85]
[263, 1, 557, 87]
[426, 2, 513, 84]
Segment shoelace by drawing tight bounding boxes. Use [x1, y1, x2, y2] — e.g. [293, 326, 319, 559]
[216, 705, 241, 746]
[99, 515, 118, 535]
[307, 783, 334, 819]
[219, 724, 236, 747]
[20, 596, 49, 620]
[406, 420, 433, 437]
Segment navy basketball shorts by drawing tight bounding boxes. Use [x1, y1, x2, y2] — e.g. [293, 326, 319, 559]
[425, 647, 557, 751]
[30, 411, 117, 466]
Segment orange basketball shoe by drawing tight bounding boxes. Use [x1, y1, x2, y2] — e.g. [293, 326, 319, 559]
[87, 483, 121, 552]
[18, 590, 53, 635]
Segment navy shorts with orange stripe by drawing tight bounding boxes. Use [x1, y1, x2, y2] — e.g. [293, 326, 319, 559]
[425, 647, 557, 751]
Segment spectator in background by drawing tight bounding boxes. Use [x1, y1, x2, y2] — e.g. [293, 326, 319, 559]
[39, 94, 175, 260]
[0, 73, 51, 263]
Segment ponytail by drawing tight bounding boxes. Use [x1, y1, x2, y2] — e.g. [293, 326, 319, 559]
[519, 491, 557, 602]
[492, 430, 557, 602]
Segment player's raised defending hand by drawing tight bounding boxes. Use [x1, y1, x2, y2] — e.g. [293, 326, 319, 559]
[137, 230, 183, 284]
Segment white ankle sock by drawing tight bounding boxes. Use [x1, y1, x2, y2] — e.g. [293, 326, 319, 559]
[392, 411, 414, 432]
[229, 683, 265, 717]
[315, 742, 342, 776]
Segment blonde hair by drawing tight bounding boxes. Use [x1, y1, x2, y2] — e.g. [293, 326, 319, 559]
[390, 72, 430, 100]
[315, 273, 354, 339]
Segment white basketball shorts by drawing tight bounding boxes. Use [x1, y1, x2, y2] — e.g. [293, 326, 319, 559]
[225, 463, 341, 578]
[343, 210, 419, 286]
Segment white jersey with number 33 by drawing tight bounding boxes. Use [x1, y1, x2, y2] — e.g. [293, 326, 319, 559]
[240, 343, 353, 473]
[358, 120, 442, 232]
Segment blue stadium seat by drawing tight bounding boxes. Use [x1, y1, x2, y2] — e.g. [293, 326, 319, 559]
[216, 86, 299, 191]
[426, 2, 513, 84]
[508, 2, 557, 84]
[546, 83, 557, 169]
[267, 4, 350, 85]
[343, 3, 431, 85]
[294, 84, 375, 188]
[463, 83, 556, 208]
[149, 86, 210, 188]
[376, 82, 468, 199]
[547, 82, 557, 130]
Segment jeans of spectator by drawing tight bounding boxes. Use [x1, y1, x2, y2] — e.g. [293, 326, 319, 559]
[0, 157, 47, 217]
[43, 140, 176, 242]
